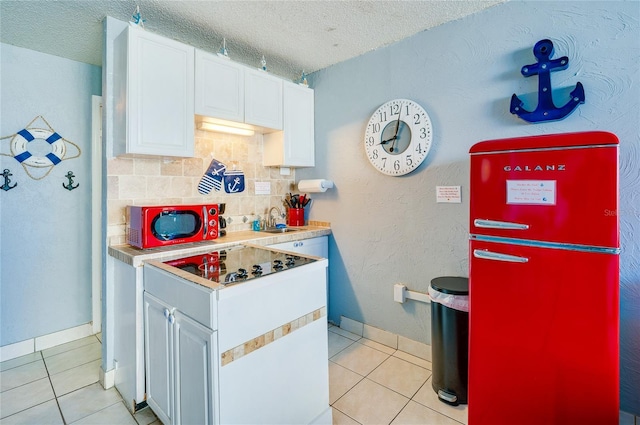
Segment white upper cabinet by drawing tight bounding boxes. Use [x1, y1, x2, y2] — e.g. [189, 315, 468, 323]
[244, 68, 283, 130]
[263, 81, 315, 167]
[195, 50, 244, 122]
[114, 26, 195, 157]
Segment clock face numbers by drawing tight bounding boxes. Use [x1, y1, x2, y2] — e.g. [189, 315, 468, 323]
[364, 99, 433, 176]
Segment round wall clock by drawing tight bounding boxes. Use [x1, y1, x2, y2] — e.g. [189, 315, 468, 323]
[363, 98, 433, 176]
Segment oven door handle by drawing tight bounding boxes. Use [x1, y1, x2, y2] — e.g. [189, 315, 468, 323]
[203, 206, 208, 240]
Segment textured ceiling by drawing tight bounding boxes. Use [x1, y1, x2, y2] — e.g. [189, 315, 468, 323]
[0, 0, 504, 81]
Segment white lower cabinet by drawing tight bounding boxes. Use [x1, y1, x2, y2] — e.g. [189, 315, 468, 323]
[144, 256, 331, 425]
[172, 310, 216, 425]
[144, 266, 218, 425]
[144, 293, 172, 424]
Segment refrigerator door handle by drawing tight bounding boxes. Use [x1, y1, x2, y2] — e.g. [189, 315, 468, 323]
[473, 249, 529, 263]
[474, 219, 530, 230]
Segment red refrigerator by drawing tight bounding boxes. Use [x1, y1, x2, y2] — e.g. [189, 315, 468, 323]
[468, 132, 619, 425]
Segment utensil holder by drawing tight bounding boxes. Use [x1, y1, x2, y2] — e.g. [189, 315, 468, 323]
[288, 208, 304, 226]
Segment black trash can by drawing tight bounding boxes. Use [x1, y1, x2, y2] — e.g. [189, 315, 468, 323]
[429, 276, 469, 406]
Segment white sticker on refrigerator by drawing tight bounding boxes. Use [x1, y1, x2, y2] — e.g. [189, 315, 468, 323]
[506, 180, 556, 205]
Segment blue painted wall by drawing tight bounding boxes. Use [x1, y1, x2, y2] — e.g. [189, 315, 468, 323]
[0, 43, 101, 345]
[301, 1, 640, 414]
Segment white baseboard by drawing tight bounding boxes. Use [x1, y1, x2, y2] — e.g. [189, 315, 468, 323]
[0, 323, 95, 362]
[100, 366, 116, 389]
[339, 315, 431, 361]
[0, 339, 34, 362]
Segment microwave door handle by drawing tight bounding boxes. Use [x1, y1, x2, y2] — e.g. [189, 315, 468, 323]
[203, 206, 208, 240]
[474, 219, 530, 230]
[473, 249, 529, 263]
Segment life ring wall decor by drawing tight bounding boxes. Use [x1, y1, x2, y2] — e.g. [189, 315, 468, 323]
[12, 128, 66, 167]
[0, 115, 81, 180]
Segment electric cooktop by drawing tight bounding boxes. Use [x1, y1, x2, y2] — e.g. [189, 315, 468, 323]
[163, 245, 317, 285]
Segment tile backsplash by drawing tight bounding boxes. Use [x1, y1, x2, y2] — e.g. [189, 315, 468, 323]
[107, 130, 296, 246]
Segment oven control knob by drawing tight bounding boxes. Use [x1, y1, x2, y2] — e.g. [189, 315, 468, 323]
[209, 219, 217, 227]
[285, 256, 295, 267]
[273, 259, 283, 269]
[252, 264, 263, 275]
[237, 268, 248, 279]
[209, 207, 217, 215]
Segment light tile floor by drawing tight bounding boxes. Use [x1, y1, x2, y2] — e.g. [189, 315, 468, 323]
[2, 328, 635, 425]
[328, 325, 467, 425]
[0, 334, 159, 425]
[0, 327, 459, 425]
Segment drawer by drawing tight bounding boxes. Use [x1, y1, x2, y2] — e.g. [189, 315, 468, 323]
[144, 264, 217, 329]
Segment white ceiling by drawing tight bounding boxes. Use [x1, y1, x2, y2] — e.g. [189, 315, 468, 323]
[0, 0, 504, 81]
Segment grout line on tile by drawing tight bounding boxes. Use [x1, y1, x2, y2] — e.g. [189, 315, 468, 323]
[356, 339, 398, 357]
[333, 406, 363, 425]
[389, 398, 412, 425]
[410, 380, 466, 425]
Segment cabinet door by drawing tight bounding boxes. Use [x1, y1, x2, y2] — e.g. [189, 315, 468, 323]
[195, 50, 244, 122]
[144, 292, 173, 425]
[173, 311, 217, 425]
[263, 82, 314, 167]
[116, 26, 195, 157]
[283, 82, 314, 166]
[244, 68, 282, 130]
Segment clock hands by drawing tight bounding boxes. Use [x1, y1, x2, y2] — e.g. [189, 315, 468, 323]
[379, 113, 403, 148]
[389, 113, 402, 152]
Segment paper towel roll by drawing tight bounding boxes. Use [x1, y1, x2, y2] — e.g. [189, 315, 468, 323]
[297, 179, 334, 193]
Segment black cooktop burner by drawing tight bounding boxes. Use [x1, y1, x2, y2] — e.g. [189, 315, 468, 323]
[163, 245, 317, 285]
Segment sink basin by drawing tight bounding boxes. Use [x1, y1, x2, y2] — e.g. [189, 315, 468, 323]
[262, 227, 299, 233]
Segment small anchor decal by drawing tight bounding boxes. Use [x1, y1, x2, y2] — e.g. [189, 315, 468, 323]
[1, 169, 17, 191]
[62, 171, 79, 191]
[228, 177, 241, 192]
[510, 39, 585, 123]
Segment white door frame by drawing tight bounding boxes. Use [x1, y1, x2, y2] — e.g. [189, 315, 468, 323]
[92, 95, 103, 334]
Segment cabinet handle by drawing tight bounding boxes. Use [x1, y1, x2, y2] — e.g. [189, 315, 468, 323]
[163, 308, 176, 324]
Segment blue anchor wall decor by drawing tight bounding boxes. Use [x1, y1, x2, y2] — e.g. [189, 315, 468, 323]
[510, 39, 585, 123]
[2, 168, 17, 191]
[62, 170, 79, 191]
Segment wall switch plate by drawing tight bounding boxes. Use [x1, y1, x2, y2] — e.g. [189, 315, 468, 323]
[255, 181, 271, 195]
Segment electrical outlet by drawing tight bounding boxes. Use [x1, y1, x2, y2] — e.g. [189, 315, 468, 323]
[394, 283, 407, 303]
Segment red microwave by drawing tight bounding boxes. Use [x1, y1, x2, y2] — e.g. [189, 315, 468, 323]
[126, 204, 220, 249]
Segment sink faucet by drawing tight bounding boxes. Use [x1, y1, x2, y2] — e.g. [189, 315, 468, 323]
[268, 206, 283, 228]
